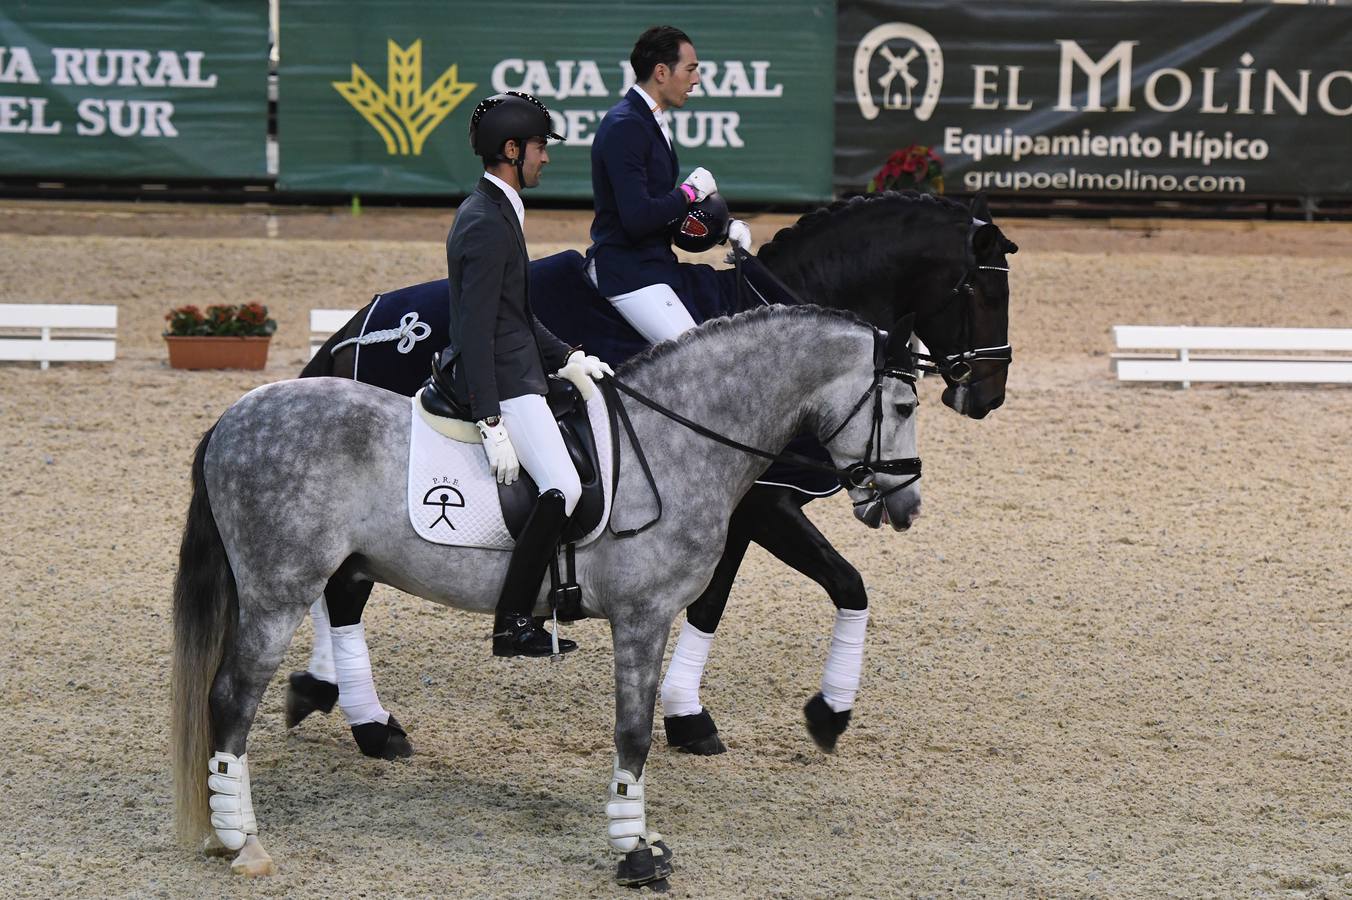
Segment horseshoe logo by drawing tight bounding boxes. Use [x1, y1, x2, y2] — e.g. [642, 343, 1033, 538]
[854, 23, 944, 123]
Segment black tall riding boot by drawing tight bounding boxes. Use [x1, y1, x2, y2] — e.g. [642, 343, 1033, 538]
[492, 488, 578, 658]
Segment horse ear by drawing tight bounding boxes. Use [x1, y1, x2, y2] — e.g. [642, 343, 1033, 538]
[973, 222, 1018, 258]
[969, 192, 992, 223]
[971, 221, 998, 256]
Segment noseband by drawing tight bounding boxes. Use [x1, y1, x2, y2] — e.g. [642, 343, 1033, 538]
[606, 328, 921, 512]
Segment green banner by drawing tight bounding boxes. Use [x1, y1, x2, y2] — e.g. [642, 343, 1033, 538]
[278, 0, 834, 202]
[0, 1, 268, 179]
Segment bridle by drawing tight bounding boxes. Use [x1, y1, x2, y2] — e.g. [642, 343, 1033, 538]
[728, 224, 1013, 390]
[605, 327, 921, 514]
[913, 221, 1014, 387]
[817, 330, 923, 504]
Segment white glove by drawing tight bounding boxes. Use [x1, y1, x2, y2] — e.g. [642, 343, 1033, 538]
[681, 167, 717, 203]
[476, 418, 519, 485]
[726, 219, 753, 254]
[558, 349, 614, 382]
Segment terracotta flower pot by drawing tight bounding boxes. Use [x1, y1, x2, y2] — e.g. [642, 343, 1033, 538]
[165, 335, 271, 370]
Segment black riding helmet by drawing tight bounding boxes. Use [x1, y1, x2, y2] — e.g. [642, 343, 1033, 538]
[671, 191, 730, 253]
[469, 91, 564, 182]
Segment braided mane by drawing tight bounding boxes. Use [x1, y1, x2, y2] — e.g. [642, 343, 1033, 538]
[754, 191, 972, 298]
[623, 303, 868, 372]
[758, 190, 969, 266]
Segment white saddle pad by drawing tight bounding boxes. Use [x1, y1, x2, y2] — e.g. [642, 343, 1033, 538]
[406, 384, 614, 550]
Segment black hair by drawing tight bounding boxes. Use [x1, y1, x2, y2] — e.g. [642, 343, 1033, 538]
[631, 25, 692, 83]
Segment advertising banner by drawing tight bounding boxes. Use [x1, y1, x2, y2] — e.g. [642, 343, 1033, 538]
[277, 0, 834, 201]
[837, 1, 1352, 199]
[0, 1, 269, 179]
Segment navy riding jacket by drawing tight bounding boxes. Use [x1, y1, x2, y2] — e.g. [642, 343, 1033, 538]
[587, 87, 689, 296]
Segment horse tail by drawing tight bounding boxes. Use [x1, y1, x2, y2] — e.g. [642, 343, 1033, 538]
[171, 423, 237, 847]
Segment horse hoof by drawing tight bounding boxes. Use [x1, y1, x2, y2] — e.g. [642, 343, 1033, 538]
[663, 710, 726, 755]
[614, 839, 673, 887]
[285, 671, 338, 728]
[352, 714, 414, 760]
[229, 835, 275, 877]
[803, 692, 851, 753]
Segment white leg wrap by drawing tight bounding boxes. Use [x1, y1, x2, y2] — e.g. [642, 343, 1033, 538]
[331, 622, 390, 727]
[307, 598, 336, 683]
[207, 751, 257, 851]
[660, 621, 714, 718]
[606, 756, 647, 853]
[820, 607, 869, 713]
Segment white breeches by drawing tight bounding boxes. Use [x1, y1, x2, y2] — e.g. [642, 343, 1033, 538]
[500, 392, 582, 515]
[588, 260, 697, 345]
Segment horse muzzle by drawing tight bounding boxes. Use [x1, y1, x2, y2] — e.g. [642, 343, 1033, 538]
[942, 382, 1004, 420]
[853, 486, 922, 531]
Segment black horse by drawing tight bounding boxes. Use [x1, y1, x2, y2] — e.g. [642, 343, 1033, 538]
[295, 189, 1017, 756]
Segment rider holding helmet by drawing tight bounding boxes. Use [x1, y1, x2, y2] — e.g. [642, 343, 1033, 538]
[434, 91, 612, 658]
[587, 25, 753, 344]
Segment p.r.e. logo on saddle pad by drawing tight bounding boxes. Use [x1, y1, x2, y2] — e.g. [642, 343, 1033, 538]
[406, 386, 614, 550]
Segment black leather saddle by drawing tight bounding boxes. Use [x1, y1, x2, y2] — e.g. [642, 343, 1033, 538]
[420, 357, 605, 543]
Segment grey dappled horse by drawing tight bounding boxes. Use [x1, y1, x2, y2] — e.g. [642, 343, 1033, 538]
[172, 306, 922, 885]
[293, 190, 1018, 758]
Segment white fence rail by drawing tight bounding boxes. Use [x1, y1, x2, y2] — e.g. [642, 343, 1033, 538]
[1113, 325, 1352, 387]
[0, 304, 118, 370]
[309, 308, 357, 358]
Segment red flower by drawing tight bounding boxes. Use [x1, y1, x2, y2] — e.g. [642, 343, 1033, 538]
[868, 143, 944, 194]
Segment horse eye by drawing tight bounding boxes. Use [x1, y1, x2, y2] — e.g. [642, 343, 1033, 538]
[893, 401, 915, 420]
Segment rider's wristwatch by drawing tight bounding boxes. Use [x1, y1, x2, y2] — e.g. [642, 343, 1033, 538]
[482, 415, 501, 427]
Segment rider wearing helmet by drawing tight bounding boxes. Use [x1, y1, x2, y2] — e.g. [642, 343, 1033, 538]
[587, 25, 753, 344]
[436, 91, 612, 658]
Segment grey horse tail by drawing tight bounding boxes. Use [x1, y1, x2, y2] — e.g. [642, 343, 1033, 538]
[171, 424, 237, 848]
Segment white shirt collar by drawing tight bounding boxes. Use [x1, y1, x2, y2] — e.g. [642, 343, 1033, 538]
[482, 171, 524, 228]
[632, 84, 662, 116]
[630, 85, 671, 147]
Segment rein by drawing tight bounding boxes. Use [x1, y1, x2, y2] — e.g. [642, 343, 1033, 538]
[604, 328, 921, 520]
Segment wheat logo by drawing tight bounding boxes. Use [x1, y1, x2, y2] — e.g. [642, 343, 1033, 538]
[333, 40, 476, 155]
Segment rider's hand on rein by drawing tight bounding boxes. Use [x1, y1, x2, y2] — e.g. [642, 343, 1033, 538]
[559, 350, 614, 382]
[726, 219, 753, 256]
